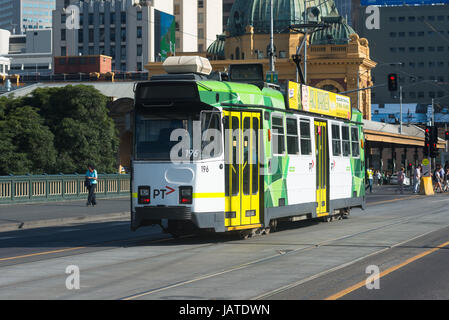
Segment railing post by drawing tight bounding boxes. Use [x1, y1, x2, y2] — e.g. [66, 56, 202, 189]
[28, 174, 32, 201]
[10, 175, 15, 202]
[61, 173, 65, 199]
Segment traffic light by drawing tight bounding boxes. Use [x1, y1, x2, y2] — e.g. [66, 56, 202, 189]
[424, 126, 431, 156]
[430, 142, 439, 158]
[445, 131, 449, 140]
[388, 73, 398, 91]
[429, 126, 439, 158]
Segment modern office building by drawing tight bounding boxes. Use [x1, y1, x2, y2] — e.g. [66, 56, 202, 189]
[0, 30, 10, 77]
[223, 0, 235, 32]
[356, 4, 449, 108]
[5, 29, 52, 75]
[53, 0, 174, 72]
[0, 0, 55, 34]
[173, 0, 222, 53]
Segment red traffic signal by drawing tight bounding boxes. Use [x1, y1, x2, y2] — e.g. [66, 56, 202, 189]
[445, 131, 449, 140]
[388, 73, 398, 91]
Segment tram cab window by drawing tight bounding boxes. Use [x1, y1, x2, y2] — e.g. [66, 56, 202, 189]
[286, 117, 299, 155]
[135, 111, 222, 161]
[135, 114, 193, 160]
[332, 124, 342, 156]
[342, 126, 351, 157]
[351, 127, 360, 157]
[272, 115, 285, 155]
[299, 119, 312, 155]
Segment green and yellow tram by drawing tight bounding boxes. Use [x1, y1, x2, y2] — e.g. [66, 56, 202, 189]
[131, 56, 365, 236]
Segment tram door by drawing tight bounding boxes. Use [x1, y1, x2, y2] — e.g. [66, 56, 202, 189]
[314, 120, 329, 217]
[223, 111, 261, 228]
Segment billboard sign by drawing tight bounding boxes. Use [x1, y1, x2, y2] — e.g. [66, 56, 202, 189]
[154, 9, 176, 62]
[287, 82, 352, 120]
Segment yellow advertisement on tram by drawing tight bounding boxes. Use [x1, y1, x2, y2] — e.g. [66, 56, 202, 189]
[287, 81, 351, 120]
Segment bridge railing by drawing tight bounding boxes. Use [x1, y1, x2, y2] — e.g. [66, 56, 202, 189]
[0, 174, 130, 204]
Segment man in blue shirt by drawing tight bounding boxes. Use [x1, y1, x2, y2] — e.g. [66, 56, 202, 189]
[85, 164, 98, 206]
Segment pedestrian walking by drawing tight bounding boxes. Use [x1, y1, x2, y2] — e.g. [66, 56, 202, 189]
[397, 167, 405, 194]
[433, 164, 443, 193]
[85, 164, 98, 206]
[376, 170, 382, 186]
[413, 164, 421, 194]
[366, 167, 374, 193]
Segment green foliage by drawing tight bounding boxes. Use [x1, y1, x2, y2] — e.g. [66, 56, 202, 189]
[0, 85, 119, 175]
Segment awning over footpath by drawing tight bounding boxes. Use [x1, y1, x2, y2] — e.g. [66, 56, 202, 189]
[363, 120, 445, 149]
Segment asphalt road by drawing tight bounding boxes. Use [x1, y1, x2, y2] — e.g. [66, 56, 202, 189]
[0, 185, 449, 300]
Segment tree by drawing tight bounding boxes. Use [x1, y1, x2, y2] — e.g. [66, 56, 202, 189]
[23, 85, 119, 173]
[0, 97, 56, 175]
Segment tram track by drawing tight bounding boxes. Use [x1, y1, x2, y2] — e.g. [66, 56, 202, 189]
[119, 204, 449, 300]
[1, 196, 447, 299]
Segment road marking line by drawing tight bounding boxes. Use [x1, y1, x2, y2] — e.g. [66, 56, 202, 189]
[0, 246, 87, 262]
[324, 239, 449, 300]
[251, 226, 444, 300]
[0, 234, 175, 263]
[369, 195, 419, 206]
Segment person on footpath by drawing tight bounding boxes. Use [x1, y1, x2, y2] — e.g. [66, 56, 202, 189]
[397, 167, 405, 194]
[376, 170, 382, 186]
[366, 167, 374, 193]
[433, 164, 444, 193]
[413, 164, 421, 194]
[85, 164, 98, 207]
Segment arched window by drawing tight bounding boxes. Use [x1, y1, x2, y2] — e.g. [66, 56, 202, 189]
[235, 47, 240, 60]
[321, 84, 340, 93]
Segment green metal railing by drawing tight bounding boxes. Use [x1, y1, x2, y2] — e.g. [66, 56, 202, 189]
[0, 174, 130, 204]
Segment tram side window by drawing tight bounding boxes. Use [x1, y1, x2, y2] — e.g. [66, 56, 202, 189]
[299, 119, 312, 155]
[252, 117, 259, 195]
[332, 124, 342, 156]
[342, 126, 351, 157]
[286, 118, 299, 155]
[351, 127, 360, 157]
[201, 112, 222, 159]
[272, 115, 285, 155]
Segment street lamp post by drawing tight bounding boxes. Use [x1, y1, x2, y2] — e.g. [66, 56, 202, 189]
[400, 85, 403, 134]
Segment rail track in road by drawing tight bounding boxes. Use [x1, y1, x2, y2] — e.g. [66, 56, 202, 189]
[119, 202, 449, 300]
[1, 195, 449, 300]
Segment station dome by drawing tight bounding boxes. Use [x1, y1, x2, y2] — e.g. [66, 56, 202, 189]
[226, 0, 339, 36]
[310, 16, 357, 45]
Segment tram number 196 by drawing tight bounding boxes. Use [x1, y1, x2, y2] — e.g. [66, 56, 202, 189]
[201, 165, 209, 173]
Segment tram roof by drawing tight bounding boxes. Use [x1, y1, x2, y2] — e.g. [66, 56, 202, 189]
[196, 80, 286, 110]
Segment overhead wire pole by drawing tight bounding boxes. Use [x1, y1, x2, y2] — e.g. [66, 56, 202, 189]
[269, 0, 275, 72]
[304, 0, 307, 84]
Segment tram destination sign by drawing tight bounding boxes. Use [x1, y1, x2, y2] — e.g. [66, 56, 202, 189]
[288, 82, 351, 120]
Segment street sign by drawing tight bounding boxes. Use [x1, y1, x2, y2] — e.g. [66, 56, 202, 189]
[266, 71, 278, 84]
[422, 158, 431, 177]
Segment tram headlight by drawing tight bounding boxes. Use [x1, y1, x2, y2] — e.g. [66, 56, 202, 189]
[138, 186, 151, 204]
[179, 186, 193, 204]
